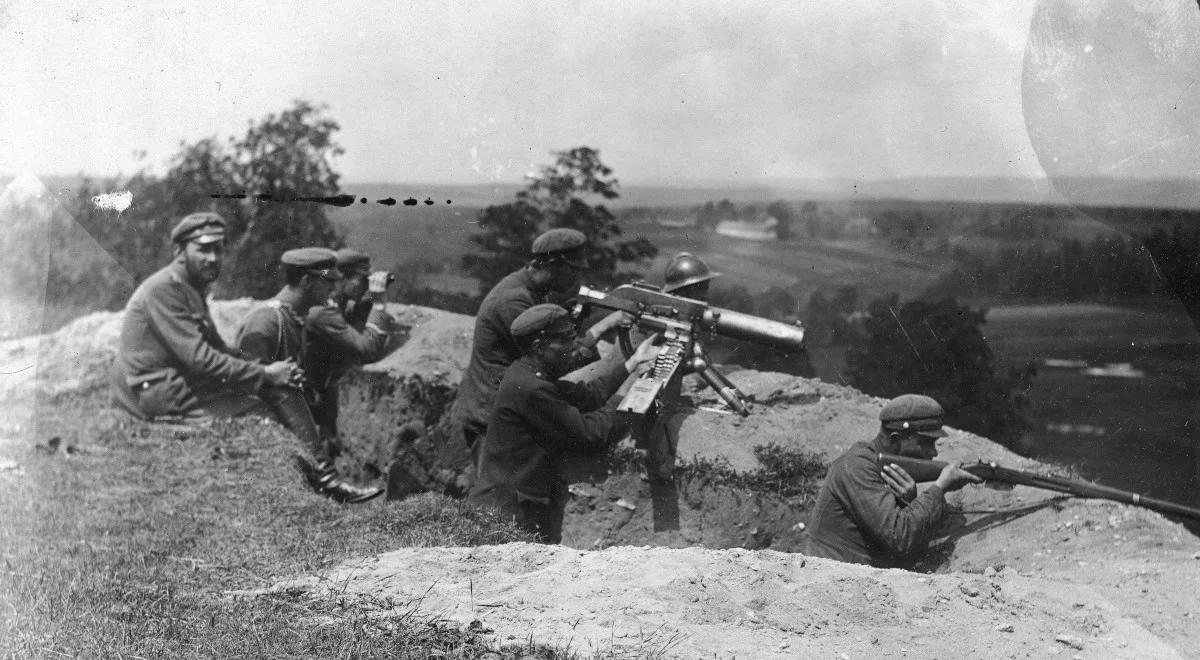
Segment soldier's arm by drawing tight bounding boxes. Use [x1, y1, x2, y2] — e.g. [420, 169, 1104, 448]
[556, 359, 630, 413]
[839, 454, 947, 558]
[307, 305, 392, 364]
[235, 308, 280, 364]
[144, 282, 265, 390]
[523, 380, 616, 452]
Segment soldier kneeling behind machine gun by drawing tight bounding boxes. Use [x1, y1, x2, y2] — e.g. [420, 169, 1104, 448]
[573, 255, 807, 479]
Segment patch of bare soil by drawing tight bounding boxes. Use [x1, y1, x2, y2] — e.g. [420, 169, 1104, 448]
[8, 305, 1200, 658]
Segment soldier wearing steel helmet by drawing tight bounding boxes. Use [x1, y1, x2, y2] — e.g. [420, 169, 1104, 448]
[662, 251, 720, 300]
[628, 252, 723, 484]
[805, 394, 982, 567]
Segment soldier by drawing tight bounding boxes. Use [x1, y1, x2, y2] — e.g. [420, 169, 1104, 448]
[304, 248, 397, 459]
[662, 251, 719, 301]
[110, 212, 294, 422]
[636, 252, 722, 482]
[235, 247, 384, 504]
[467, 304, 660, 543]
[805, 394, 982, 567]
[450, 228, 628, 487]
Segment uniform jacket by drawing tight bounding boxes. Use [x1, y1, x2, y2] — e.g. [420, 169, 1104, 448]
[451, 269, 596, 438]
[236, 300, 306, 364]
[468, 356, 629, 512]
[113, 259, 264, 417]
[805, 440, 948, 567]
[304, 298, 393, 391]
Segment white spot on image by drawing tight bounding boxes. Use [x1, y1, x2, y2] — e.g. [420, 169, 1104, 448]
[91, 190, 132, 213]
[1083, 44, 1093, 54]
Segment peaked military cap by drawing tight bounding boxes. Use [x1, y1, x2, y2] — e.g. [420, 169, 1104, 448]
[171, 212, 226, 245]
[510, 303, 575, 340]
[281, 247, 341, 279]
[531, 228, 588, 268]
[335, 248, 371, 275]
[880, 394, 947, 438]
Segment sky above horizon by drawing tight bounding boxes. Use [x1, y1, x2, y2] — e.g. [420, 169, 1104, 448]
[3, 1, 1198, 187]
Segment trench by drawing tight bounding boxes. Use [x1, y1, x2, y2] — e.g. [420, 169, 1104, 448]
[333, 368, 822, 552]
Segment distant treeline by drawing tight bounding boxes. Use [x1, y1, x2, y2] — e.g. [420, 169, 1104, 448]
[927, 223, 1200, 306]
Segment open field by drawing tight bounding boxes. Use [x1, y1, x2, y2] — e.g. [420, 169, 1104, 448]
[982, 303, 1200, 513]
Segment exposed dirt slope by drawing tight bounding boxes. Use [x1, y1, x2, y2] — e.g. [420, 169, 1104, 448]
[6, 306, 1200, 658]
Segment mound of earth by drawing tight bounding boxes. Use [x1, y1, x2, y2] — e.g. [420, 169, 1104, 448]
[6, 304, 1200, 657]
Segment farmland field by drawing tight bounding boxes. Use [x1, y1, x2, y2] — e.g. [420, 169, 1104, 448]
[983, 303, 1200, 512]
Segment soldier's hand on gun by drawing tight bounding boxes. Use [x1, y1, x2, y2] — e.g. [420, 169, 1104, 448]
[935, 462, 984, 492]
[882, 463, 918, 503]
[367, 270, 394, 295]
[624, 334, 662, 373]
[591, 310, 636, 338]
[264, 359, 298, 387]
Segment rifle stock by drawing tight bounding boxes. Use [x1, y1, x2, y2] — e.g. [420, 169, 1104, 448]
[878, 453, 1200, 521]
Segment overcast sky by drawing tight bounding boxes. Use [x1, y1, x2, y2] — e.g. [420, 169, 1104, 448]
[2, 1, 1197, 186]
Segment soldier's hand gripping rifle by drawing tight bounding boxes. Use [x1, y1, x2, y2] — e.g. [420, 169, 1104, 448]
[574, 283, 806, 418]
[879, 453, 1200, 521]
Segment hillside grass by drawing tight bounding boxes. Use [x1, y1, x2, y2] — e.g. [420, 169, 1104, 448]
[0, 388, 601, 659]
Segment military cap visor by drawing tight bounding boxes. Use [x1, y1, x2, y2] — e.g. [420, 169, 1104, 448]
[335, 248, 372, 275]
[880, 394, 948, 438]
[171, 212, 227, 244]
[281, 247, 342, 279]
[531, 228, 589, 268]
[511, 303, 576, 339]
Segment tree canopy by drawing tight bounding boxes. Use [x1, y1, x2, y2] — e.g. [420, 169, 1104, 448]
[462, 147, 657, 293]
[844, 294, 1033, 446]
[73, 100, 345, 300]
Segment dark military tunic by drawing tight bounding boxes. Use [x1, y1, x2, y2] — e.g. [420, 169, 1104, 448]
[805, 440, 948, 567]
[303, 298, 395, 446]
[111, 259, 265, 420]
[234, 300, 325, 461]
[467, 355, 629, 543]
[450, 269, 597, 448]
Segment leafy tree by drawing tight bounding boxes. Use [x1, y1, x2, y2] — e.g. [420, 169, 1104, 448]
[845, 294, 1033, 446]
[73, 100, 345, 301]
[462, 147, 657, 294]
[767, 200, 795, 241]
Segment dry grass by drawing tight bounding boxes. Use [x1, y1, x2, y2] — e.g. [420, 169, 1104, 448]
[0, 389, 593, 659]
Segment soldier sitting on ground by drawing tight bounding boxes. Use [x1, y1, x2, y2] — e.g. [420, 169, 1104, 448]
[235, 247, 384, 504]
[467, 304, 660, 544]
[805, 394, 982, 567]
[111, 212, 294, 422]
[304, 248, 398, 463]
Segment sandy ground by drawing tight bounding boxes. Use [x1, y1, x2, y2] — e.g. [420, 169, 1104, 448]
[6, 305, 1200, 658]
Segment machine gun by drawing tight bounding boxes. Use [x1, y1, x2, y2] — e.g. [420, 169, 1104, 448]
[574, 283, 806, 418]
[878, 453, 1200, 521]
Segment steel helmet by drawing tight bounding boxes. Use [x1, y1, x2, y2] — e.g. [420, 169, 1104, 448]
[663, 252, 720, 293]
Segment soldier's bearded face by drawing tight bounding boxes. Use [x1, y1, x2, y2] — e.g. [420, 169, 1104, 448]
[341, 273, 368, 301]
[180, 241, 224, 285]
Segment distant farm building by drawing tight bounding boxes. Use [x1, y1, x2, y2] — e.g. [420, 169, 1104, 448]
[843, 217, 876, 236]
[656, 214, 697, 229]
[715, 215, 778, 241]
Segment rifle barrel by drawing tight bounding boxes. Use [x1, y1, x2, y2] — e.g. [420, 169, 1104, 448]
[878, 453, 1200, 521]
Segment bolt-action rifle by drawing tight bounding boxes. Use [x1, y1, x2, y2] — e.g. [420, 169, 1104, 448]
[574, 283, 806, 418]
[878, 453, 1200, 521]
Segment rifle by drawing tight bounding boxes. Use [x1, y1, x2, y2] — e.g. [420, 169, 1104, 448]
[574, 282, 806, 418]
[878, 453, 1200, 521]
